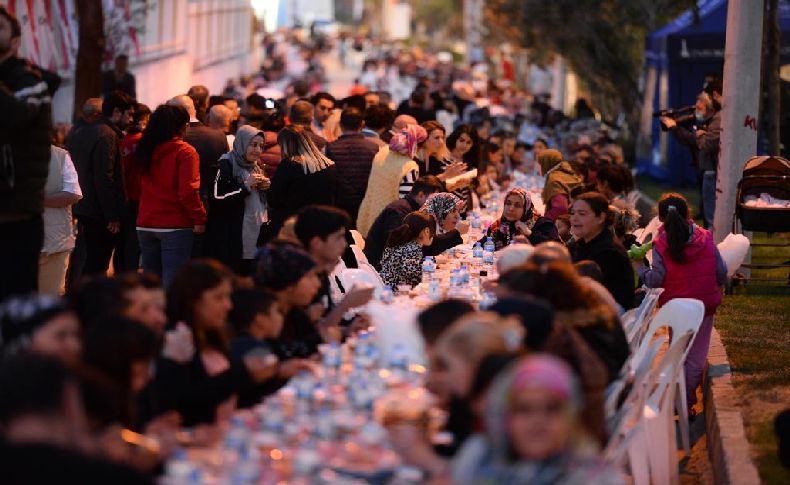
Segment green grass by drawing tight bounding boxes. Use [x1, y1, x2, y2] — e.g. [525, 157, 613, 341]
[715, 236, 790, 485]
[637, 175, 790, 483]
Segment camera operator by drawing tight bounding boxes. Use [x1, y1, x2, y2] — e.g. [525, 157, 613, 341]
[660, 82, 721, 228]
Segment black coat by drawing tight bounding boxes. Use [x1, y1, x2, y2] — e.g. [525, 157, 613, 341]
[150, 350, 251, 427]
[570, 229, 635, 310]
[0, 57, 56, 216]
[69, 118, 126, 223]
[365, 196, 420, 269]
[267, 158, 337, 232]
[204, 158, 249, 273]
[326, 133, 379, 224]
[184, 122, 229, 200]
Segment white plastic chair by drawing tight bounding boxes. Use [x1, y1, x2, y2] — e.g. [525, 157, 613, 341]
[635, 298, 704, 457]
[606, 331, 691, 485]
[351, 245, 369, 266]
[626, 288, 664, 348]
[338, 266, 384, 294]
[643, 331, 694, 485]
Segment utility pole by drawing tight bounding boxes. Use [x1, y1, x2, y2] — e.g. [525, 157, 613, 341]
[463, 0, 484, 63]
[713, 0, 765, 243]
[73, 0, 104, 122]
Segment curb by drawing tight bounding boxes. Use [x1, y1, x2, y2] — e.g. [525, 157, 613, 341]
[704, 328, 761, 484]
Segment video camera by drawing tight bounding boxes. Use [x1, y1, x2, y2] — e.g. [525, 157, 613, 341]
[653, 106, 696, 131]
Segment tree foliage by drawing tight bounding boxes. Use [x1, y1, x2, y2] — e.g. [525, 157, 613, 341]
[486, 0, 696, 121]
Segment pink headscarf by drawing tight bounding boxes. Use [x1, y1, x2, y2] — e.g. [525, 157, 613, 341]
[389, 125, 428, 158]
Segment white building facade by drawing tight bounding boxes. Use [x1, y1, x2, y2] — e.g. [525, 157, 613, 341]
[3, 0, 259, 123]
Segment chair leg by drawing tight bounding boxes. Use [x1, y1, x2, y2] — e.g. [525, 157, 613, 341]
[676, 376, 691, 457]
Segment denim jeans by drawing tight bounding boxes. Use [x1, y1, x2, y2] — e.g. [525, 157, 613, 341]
[702, 171, 716, 229]
[138, 229, 194, 288]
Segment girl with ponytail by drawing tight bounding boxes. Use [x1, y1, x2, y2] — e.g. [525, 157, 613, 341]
[636, 193, 727, 416]
[379, 212, 436, 288]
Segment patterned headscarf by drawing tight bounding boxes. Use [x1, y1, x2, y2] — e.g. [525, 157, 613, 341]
[486, 188, 536, 247]
[0, 294, 71, 358]
[389, 124, 428, 158]
[420, 192, 464, 233]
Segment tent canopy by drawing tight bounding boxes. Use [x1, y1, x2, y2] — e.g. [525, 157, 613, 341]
[638, 0, 790, 185]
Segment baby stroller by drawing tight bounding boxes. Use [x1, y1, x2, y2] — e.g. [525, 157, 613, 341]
[732, 155, 790, 288]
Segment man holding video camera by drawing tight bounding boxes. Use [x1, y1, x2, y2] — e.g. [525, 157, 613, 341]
[660, 78, 722, 228]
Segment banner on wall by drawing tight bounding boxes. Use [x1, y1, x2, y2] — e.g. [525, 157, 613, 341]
[1, 0, 79, 74]
[1, 0, 148, 73]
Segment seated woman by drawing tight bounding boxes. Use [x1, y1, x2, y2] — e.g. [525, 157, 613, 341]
[451, 354, 624, 485]
[479, 188, 559, 250]
[252, 242, 327, 358]
[380, 212, 436, 289]
[153, 260, 277, 426]
[569, 192, 635, 310]
[498, 261, 628, 384]
[419, 192, 469, 255]
[0, 294, 81, 365]
[539, 149, 584, 221]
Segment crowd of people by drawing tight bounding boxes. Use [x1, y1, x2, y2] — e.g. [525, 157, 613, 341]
[0, 7, 733, 483]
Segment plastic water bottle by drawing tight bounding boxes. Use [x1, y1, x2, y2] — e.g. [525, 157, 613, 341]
[470, 213, 481, 230]
[379, 285, 394, 303]
[389, 343, 409, 371]
[322, 342, 341, 370]
[472, 242, 484, 259]
[483, 247, 495, 265]
[428, 278, 441, 300]
[483, 236, 495, 253]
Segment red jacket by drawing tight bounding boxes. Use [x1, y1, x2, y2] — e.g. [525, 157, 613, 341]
[137, 139, 207, 228]
[654, 225, 722, 315]
[121, 131, 143, 202]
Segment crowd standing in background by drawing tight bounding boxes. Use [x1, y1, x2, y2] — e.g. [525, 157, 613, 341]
[0, 7, 738, 483]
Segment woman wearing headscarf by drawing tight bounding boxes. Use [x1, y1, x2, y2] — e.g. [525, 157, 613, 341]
[267, 125, 337, 237]
[205, 125, 270, 275]
[540, 149, 584, 222]
[356, 125, 427, 236]
[479, 188, 560, 251]
[451, 354, 623, 485]
[0, 294, 81, 365]
[419, 192, 470, 256]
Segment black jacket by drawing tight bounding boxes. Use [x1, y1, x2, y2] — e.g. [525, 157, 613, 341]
[204, 158, 249, 272]
[0, 57, 56, 217]
[365, 196, 420, 269]
[570, 229, 635, 310]
[69, 118, 126, 222]
[150, 350, 252, 427]
[183, 122, 229, 200]
[326, 133, 379, 224]
[267, 158, 337, 232]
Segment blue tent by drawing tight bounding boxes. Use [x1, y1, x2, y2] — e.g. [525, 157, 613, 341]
[638, 0, 790, 185]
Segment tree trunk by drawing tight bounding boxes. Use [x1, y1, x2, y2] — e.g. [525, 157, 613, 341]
[73, 0, 104, 123]
[713, 0, 764, 243]
[762, 0, 781, 155]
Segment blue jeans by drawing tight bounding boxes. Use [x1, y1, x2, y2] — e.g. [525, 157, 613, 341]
[138, 229, 194, 288]
[702, 171, 716, 229]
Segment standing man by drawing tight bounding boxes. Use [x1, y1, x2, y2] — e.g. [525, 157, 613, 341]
[0, 7, 58, 298]
[68, 90, 134, 276]
[325, 107, 380, 227]
[187, 85, 209, 124]
[101, 54, 136, 99]
[311, 92, 337, 142]
[290, 99, 327, 151]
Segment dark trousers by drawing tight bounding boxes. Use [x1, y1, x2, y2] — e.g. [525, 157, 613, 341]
[0, 216, 43, 300]
[79, 217, 120, 276]
[113, 202, 140, 272]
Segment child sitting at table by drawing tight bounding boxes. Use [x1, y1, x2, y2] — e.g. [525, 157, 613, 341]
[380, 212, 436, 289]
[228, 287, 313, 407]
[479, 188, 560, 250]
[555, 214, 572, 243]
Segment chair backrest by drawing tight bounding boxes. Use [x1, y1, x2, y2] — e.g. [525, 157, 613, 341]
[351, 244, 369, 266]
[628, 288, 664, 347]
[629, 298, 704, 378]
[637, 216, 661, 245]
